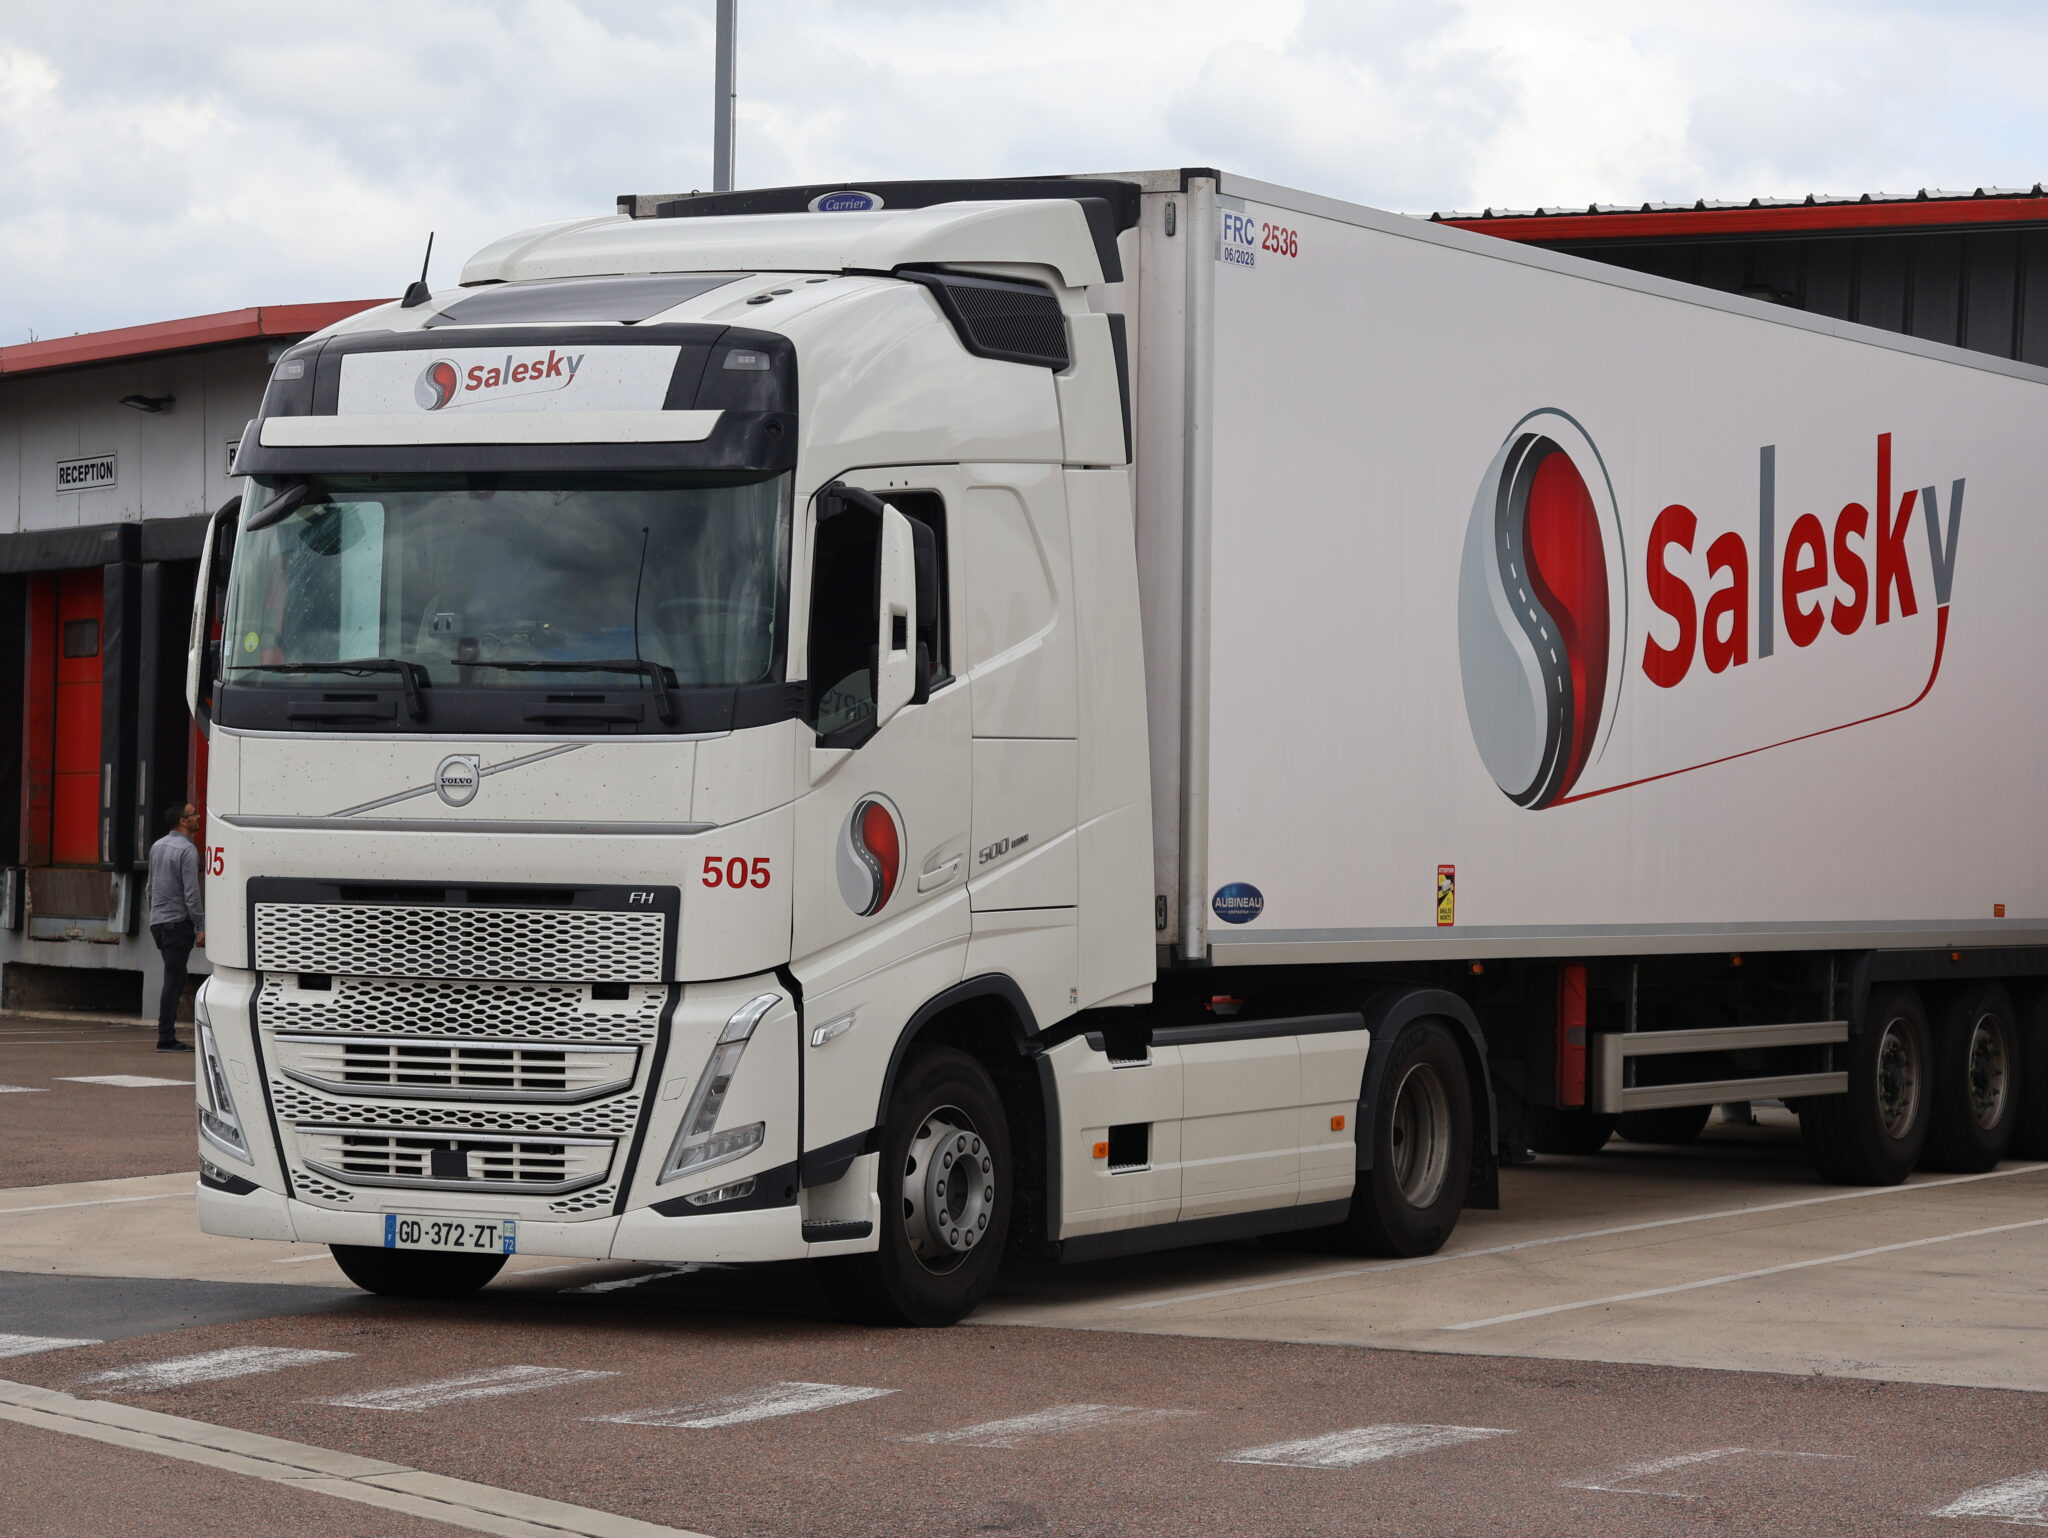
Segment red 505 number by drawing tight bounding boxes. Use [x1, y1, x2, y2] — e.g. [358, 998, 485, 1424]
[1259, 222, 1299, 257]
[702, 856, 772, 889]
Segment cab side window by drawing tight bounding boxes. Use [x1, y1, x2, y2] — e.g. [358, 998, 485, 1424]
[805, 490, 950, 743]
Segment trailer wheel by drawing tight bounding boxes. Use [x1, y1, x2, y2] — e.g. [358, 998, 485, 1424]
[816, 1045, 1011, 1327]
[1922, 983, 2019, 1173]
[1801, 984, 1931, 1185]
[1523, 1103, 1619, 1155]
[328, 1245, 506, 1298]
[1617, 1104, 1713, 1145]
[2008, 986, 2048, 1159]
[1326, 1018, 1472, 1257]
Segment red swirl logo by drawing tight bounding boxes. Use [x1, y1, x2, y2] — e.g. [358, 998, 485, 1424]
[414, 358, 460, 411]
[835, 795, 904, 917]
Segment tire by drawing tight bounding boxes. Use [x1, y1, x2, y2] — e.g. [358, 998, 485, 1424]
[1617, 1104, 1713, 1145]
[1326, 1017, 1473, 1257]
[1922, 982, 2020, 1173]
[328, 1245, 506, 1299]
[816, 1045, 1011, 1326]
[1801, 984, 1932, 1185]
[2009, 986, 2048, 1160]
[1523, 1102, 1618, 1155]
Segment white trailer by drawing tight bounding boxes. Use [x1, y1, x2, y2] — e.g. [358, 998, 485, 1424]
[188, 170, 2048, 1323]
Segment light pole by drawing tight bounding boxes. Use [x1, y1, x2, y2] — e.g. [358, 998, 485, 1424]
[713, 0, 736, 191]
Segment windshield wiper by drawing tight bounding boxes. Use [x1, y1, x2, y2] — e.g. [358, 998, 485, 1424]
[246, 659, 428, 722]
[469, 659, 679, 726]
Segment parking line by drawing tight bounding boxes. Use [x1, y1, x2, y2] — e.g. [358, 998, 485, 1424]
[906, 1404, 1199, 1448]
[54, 1075, 191, 1089]
[1117, 1162, 2048, 1311]
[0, 1334, 102, 1359]
[1936, 1471, 2048, 1523]
[84, 1346, 353, 1391]
[0, 1085, 46, 1094]
[1444, 1215, 2048, 1330]
[321, 1364, 619, 1411]
[597, 1381, 896, 1429]
[0, 1376, 708, 1537]
[1228, 1423, 1511, 1469]
[0, 1192, 185, 1217]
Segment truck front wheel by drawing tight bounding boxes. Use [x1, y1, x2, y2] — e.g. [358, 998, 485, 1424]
[1801, 984, 1931, 1185]
[817, 1045, 1012, 1327]
[328, 1245, 506, 1298]
[1329, 1018, 1472, 1257]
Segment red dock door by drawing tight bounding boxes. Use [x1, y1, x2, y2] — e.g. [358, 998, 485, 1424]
[50, 571, 105, 866]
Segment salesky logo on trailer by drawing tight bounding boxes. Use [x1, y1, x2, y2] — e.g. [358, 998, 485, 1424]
[1457, 411, 1966, 809]
[414, 349, 587, 411]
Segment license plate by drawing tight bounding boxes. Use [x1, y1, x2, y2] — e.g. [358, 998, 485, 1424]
[383, 1214, 517, 1255]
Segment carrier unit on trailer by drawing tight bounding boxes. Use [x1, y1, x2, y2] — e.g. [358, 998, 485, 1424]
[188, 170, 2048, 1324]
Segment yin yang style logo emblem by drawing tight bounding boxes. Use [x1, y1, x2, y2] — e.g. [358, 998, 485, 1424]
[1458, 412, 1625, 809]
[836, 795, 905, 917]
[414, 358, 460, 411]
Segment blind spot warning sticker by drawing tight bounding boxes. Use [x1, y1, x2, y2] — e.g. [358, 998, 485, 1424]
[1436, 865, 1456, 927]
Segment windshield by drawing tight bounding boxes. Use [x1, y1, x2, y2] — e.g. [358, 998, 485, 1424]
[222, 474, 787, 693]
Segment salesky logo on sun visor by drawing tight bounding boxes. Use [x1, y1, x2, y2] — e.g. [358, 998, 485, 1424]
[1458, 412, 1965, 809]
[333, 345, 683, 416]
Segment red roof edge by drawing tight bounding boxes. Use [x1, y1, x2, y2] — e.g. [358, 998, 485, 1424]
[0, 299, 392, 379]
[1442, 196, 2048, 245]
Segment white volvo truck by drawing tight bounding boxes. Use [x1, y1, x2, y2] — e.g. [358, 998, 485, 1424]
[188, 170, 2048, 1324]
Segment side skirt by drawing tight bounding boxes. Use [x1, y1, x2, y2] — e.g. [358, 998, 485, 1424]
[1056, 1199, 1351, 1265]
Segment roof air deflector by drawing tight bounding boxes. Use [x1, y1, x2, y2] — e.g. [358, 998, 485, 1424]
[425, 273, 751, 328]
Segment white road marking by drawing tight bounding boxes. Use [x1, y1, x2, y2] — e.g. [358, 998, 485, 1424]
[1563, 1447, 1847, 1499]
[0, 1375, 709, 1537]
[907, 1404, 1199, 1448]
[1937, 1471, 2048, 1524]
[0, 1192, 184, 1217]
[1445, 1215, 2048, 1330]
[54, 1074, 191, 1088]
[273, 1252, 337, 1264]
[572, 1264, 704, 1293]
[1119, 1162, 2048, 1311]
[0, 1085, 46, 1093]
[597, 1381, 896, 1429]
[1228, 1423, 1511, 1469]
[321, 1364, 619, 1411]
[84, 1346, 353, 1391]
[0, 1334, 101, 1359]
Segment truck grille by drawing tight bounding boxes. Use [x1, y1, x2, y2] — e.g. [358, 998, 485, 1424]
[252, 902, 666, 982]
[275, 1034, 638, 1103]
[257, 975, 668, 1044]
[297, 1127, 613, 1195]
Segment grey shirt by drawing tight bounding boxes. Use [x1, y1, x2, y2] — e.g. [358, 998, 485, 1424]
[147, 831, 204, 928]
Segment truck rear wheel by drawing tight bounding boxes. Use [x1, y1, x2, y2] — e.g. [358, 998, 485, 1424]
[1523, 1104, 1618, 1155]
[1617, 1104, 1713, 1145]
[1922, 982, 2019, 1173]
[1801, 984, 1931, 1185]
[816, 1045, 1011, 1327]
[328, 1245, 506, 1298]
[1328, 1018, 1472, 1257]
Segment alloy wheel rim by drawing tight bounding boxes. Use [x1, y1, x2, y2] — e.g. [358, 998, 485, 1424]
[1875, 1018, 1922, 1140]
[1966, 1014, 2010, 1131]
[902, 1105, 994, 1274]
[1389, 1061, 1451, 1208]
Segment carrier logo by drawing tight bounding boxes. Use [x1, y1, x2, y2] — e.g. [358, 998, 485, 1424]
[836, 795, 904, 917]
[1457, 411, 1624, 809]
[809, 189, 884, 213]
[435, 754, 481, 807]
[415, 359, 461, 411]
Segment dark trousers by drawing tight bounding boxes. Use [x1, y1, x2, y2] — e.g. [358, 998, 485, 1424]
[151, 920, 195, 1045]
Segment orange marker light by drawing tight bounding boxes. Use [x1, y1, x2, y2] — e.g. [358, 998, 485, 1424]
[1330, 1115, 1346, 1132]
[1996, 904, 2008, 918]
[1092, 1141, 1109, 1160]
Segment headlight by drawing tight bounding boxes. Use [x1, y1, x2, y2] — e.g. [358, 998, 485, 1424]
[195, 989, 252, 1165]
[659, 992, 778, 1183]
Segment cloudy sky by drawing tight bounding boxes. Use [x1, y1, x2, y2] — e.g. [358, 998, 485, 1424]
[4, 0, 2044, 342]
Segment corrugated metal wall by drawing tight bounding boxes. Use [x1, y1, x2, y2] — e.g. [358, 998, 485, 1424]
[1554, 228, 2048, 366]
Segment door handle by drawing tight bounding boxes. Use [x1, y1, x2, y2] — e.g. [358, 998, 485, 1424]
[917, 857, 962, 893]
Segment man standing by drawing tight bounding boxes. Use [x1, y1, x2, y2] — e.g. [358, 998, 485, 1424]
[147, 802, 205, 1053]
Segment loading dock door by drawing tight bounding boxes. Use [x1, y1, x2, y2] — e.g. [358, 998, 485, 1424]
[50, 571, 104, 867]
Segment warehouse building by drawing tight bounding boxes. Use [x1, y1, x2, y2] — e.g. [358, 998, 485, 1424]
[0, 301, 380, 1014]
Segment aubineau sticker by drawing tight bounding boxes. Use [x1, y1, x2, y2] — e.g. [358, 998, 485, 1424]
[1458, 410, 1965, 809]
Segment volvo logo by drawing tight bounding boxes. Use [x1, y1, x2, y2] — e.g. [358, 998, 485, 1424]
[435, 754, 482, 807]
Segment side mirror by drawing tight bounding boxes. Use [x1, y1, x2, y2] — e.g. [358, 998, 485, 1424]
[873, 505, 918, 730]
[187, 496, 240, 734]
